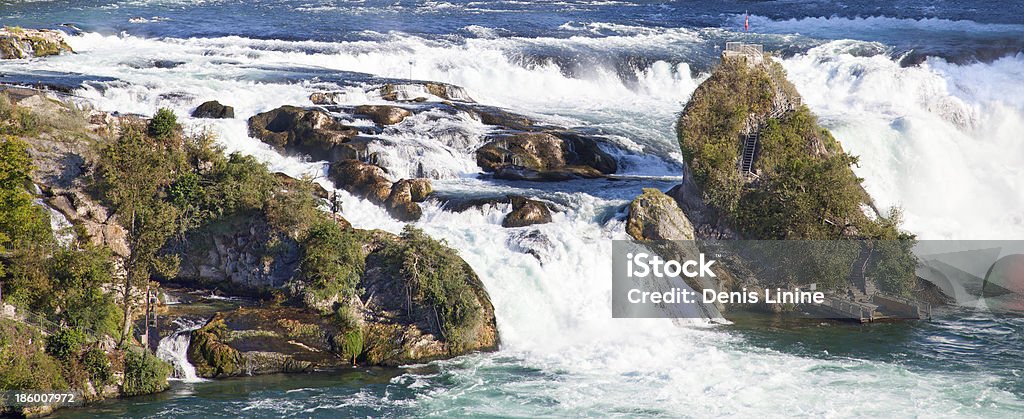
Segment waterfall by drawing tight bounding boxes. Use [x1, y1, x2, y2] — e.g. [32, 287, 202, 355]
[156, 318, 206, 383]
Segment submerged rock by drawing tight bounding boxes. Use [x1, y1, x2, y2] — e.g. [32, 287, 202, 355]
[309, 81, 475, 105]
[506, 229, 556, 264]
[502, 197, 552, 228]
[353, 104, 412, 125]
[0, 28, 72, 59]
[191, 100, 235, 119]
[248, 106, 358, 161]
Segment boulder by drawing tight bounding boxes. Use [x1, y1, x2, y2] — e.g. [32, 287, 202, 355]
[359, 237, 499, 365]
[191, 100, 235, 119]
[248, 106, 358, 161]
[0, 28, 72, 59]
[383, 179, 433, 222]
[626, 188, 695, 241]
[353, 105, 412, 125]
[476, 131, 616, 181]
[402, 178, 433, 202]
[328, 160, 393, 204]
[502, 197, 552, 228]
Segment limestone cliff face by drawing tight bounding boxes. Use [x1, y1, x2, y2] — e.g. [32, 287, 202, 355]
[170, 215, 302, 292]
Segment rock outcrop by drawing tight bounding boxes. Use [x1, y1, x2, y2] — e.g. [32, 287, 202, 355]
[353, 104, 412, 125]
[46, 191, 130, 257]
[188, 308, 345, 377]
[626, 188, 695, 242]
[476, 131, 616, 181]
[0, 28, 72, 59]
[248, 106, 358, 161]
[502, 197, 552, 228]
[328, 160, 433, 221]
[188, 227, 500, 375]
[170, 215, 302, 293]
[191, 100, 235, 119]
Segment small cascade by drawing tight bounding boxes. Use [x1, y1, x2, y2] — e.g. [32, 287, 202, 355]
[34, 198, 75, 246]
[155, 318, 207, 383]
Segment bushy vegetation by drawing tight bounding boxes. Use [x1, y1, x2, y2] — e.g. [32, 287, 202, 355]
[45, 329, 87, 361]
[0, 319, 67, 393]
[300, 221, 365, 311]
[677, 57, 917, 291]
[0, 94, 40, 136]
[121, 350, 170, 396]
[81, 348, 112, 385]
[332, 307, 363, 364]
[147, 108, 178, 139]
[381, 226, 483, 352]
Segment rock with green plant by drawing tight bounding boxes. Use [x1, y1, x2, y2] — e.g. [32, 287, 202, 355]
[671, 50, 918, 294]
[0, 27, 72, 59]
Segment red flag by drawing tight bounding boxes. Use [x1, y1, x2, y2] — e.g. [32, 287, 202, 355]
[745, 13, 750, 32]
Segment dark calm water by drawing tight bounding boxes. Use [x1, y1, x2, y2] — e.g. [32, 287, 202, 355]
[4, 0, 1024, 416]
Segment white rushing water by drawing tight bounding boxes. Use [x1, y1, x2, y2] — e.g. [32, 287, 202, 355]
[155, 318, 206, 383]
[7, 28, 1023, 414]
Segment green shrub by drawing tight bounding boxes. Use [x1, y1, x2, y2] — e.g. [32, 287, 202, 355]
[0, 320, 68, 392]
[0, 94, 40, 136]
[381, 226, 482, 352]
[300, 221, 365, 311]
[81, 348, 112, 385]
[121, 350, 170, 396]
[45, 329, 87, 361]
[332, 307, 363, 364]
[147, 108, 178, 139]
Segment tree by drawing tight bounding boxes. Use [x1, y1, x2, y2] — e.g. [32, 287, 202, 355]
[0, 136, 53, 304]
[147, 108, 178, 140]
[95, 126, 181, 345]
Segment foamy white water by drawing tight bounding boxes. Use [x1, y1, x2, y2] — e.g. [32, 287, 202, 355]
[781, 42, 1024, 239]
[156, 318, 206, 383]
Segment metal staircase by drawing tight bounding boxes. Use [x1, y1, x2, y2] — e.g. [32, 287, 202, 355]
[738, 130, 759, 175]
